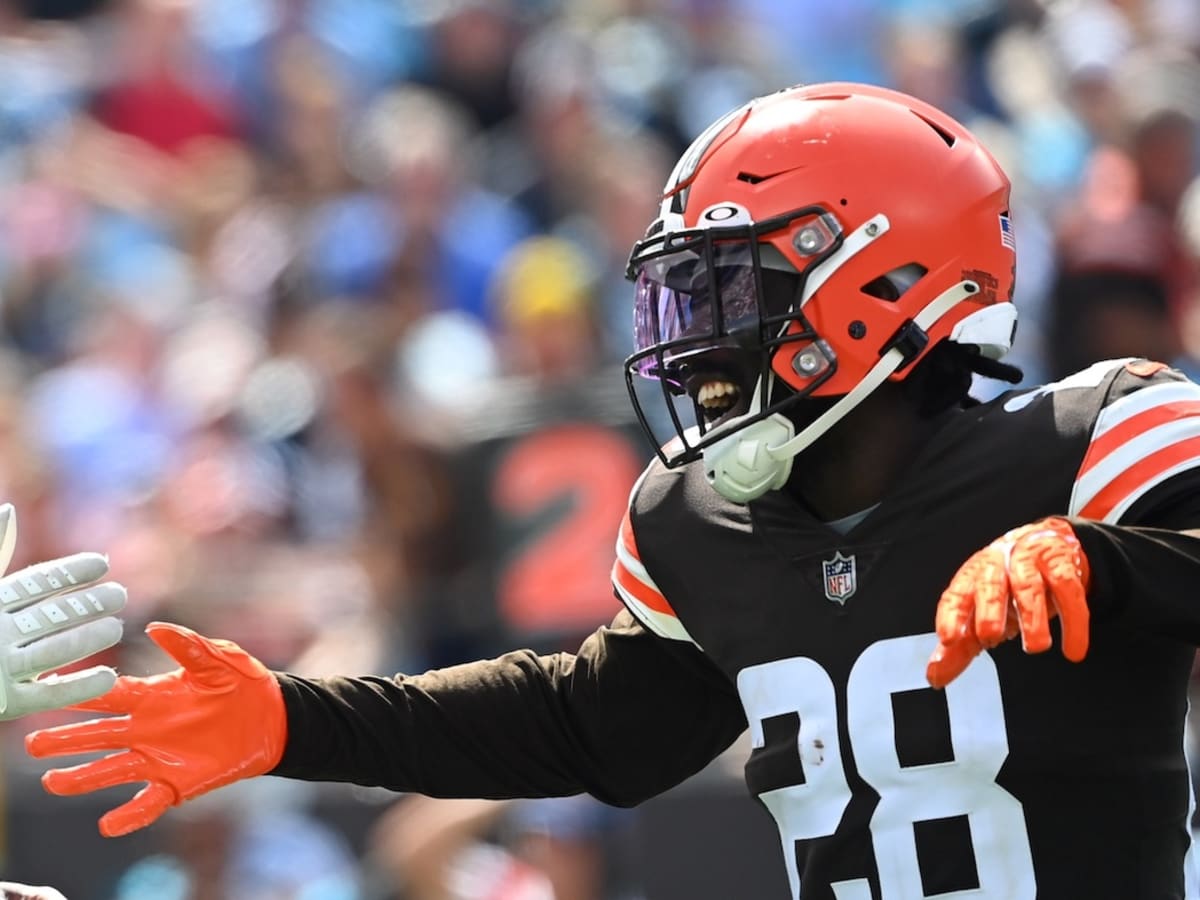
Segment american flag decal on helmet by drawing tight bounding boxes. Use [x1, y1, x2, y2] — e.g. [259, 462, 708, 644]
[999, 213, 1016, 251]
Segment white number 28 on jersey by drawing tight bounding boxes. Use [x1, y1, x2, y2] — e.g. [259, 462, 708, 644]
[736, 633, 1036, 900]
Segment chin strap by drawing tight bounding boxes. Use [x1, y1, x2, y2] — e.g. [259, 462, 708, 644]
[703, 279, 982, 503]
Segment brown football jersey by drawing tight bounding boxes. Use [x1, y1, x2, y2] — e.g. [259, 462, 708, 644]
[614, 358, 1200, 899]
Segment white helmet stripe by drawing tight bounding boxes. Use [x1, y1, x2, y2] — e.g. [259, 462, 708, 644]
[799, 213, 890, 306]
[766, 279, 982, 462]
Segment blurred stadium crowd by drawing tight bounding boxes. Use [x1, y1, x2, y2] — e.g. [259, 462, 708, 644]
[0, 0, 1198, 897]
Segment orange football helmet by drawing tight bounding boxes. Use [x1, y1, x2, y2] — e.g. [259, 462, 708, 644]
[625, 82, 1017, 502]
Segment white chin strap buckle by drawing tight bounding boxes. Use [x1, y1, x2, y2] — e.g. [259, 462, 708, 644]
[703, 414, 795, 504]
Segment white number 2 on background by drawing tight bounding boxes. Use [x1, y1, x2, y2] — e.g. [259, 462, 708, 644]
[737, 633, 1036, 900]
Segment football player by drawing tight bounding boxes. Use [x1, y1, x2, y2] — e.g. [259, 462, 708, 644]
[25, 84, 1200, 899]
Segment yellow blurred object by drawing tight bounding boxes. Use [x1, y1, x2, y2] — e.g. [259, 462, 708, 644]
[495, 237, 594, 328]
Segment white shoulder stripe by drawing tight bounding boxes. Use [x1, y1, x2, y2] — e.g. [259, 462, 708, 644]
[1093, 381, 1200, 436]
[613, 581, 698, 645]
[1071, 418, 1200, 516]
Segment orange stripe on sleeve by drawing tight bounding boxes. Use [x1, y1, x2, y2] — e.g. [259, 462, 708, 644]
[1078, 434, 1200, 521]
[1079, 400, 1200, 478]
[611, 558, 677, 618]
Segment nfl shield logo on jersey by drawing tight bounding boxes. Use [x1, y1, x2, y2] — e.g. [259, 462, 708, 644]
[822, 552, 857, 604]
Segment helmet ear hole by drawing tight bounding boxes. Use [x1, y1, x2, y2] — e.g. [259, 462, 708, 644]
[759, 267, 802, 318]
[860, 263, 928, 302]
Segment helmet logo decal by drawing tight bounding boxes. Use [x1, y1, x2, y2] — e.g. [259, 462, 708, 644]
[959, 269, 1000, 304]
[698, 202, 753, 228]
[822, 551, 857, 605]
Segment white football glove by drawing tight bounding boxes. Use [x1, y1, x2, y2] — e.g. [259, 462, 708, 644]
[0, 504, 126, 719]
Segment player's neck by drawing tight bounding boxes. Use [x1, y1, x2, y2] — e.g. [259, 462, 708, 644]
[785, 391, 951, 522]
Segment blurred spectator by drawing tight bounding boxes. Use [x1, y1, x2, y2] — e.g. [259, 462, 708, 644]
[354, 85, 532, 326]
[382, 236, 647, 900]
[423, 235, 646, 659]
[110, 780, 362, 900]
[91, 0, 240, 156]
[368, 796, 555, 900]
[415, 0, 522, 132]
[1048, 264, 1179, 379]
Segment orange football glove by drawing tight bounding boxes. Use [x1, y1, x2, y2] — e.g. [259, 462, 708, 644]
[926, 517, 1091, 689]
[24, 622, 287, 837]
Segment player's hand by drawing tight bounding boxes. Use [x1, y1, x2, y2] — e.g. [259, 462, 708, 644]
[25, 622, 287, 838]
[0, 882, 68, 900]
[0, 504, 126, 720]
[926, 516, 1090, 689]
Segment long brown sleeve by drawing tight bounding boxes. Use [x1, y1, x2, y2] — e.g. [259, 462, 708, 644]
[1071, 469, 1200, 641]
[269, 609, 747, 807]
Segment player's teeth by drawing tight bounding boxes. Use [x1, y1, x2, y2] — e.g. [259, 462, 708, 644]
[698, 381, 739, 409]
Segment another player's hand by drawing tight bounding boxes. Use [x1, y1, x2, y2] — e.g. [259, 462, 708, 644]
[926, 516, 1090, 689]
[25, 622, 287, 838]
[0, 504, 126, 720]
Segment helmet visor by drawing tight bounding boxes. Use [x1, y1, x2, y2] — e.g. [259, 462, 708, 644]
[623, 205, 843, 465]
[629, 208, 840, 387]
[632, 243, 764, 383]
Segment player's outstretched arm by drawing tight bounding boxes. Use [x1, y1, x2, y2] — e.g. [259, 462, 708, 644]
[0, 503, 127, 719]
[27, 611, 746, 837]
[25, 622, 287, 837]
[270, 608, 746, 806]
[926, 516, 1090, 688]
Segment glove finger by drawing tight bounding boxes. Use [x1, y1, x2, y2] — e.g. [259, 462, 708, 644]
[1, 582, 126, 646]
[40, 750, 147, 796]
[935, 561, 981, 641]
[99, 781, 176, 838]
[0, 505, 17, 578]
[972, 550, 1011, 647]
[8, 617, 124, 681]
[926, 630, 983, 689]
[0, 553, 112, 614]
[5, 667, 118, 721]
[25, 714, 131, 759]
[1009, 551, 1052, 654]
[1044, 558, 1090, 663]
[934, 589, 971, 642]
[145, 622, 256, 686]
[1003, 603, 1021, 641]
